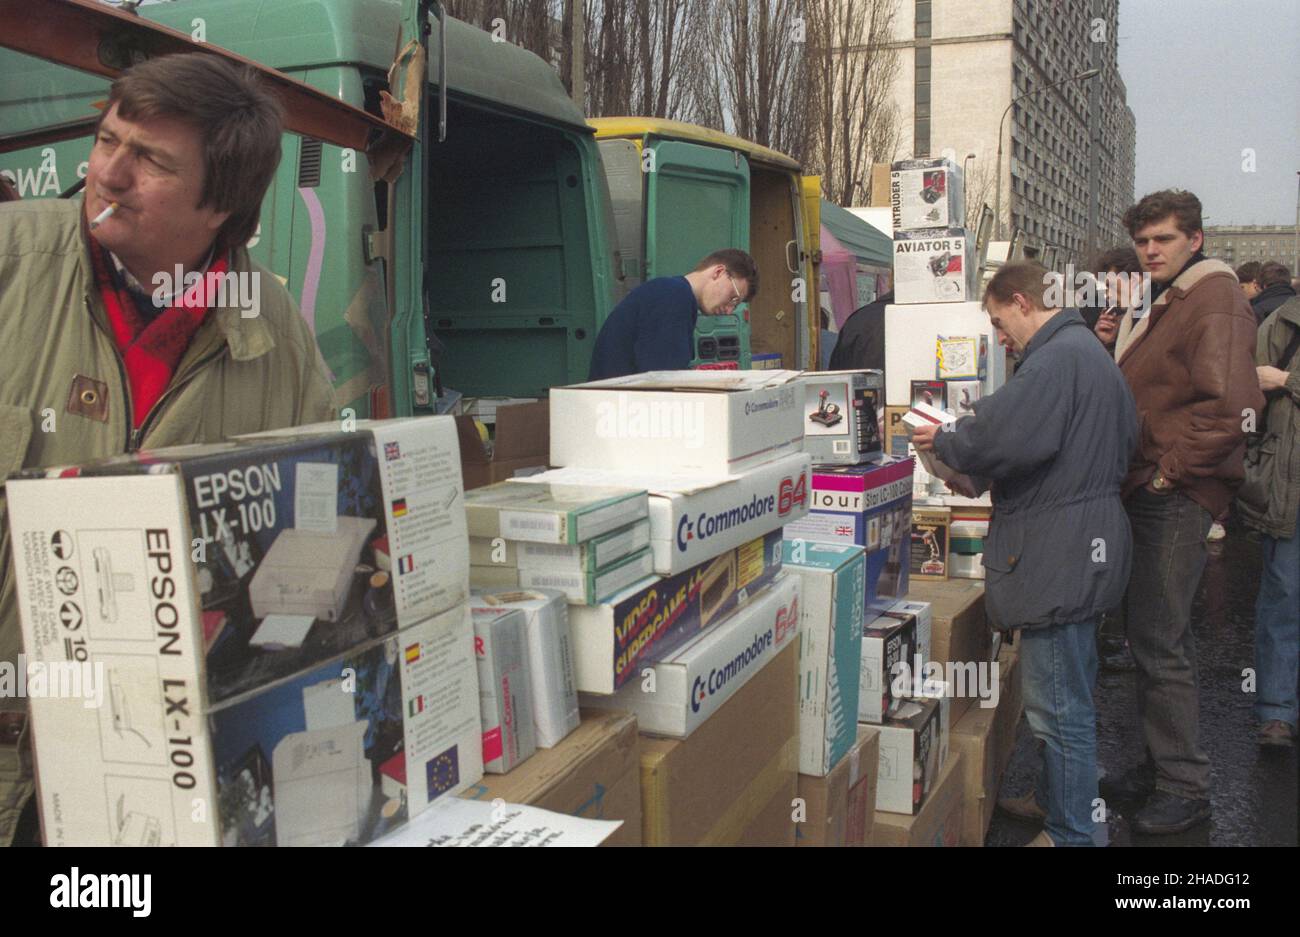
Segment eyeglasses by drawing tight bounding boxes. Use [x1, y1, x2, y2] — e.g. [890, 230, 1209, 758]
[725, 275, 745, 311]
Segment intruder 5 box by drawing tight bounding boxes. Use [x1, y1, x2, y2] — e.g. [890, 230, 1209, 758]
[890, 157, 965, 232]
[7, 417, 469, 710]
[471, 607, 537, 773]
[470, 589, 579, 749]
[798, 370, 884, 464]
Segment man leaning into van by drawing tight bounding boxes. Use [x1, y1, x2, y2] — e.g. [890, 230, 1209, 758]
[0, 54, 335, 846]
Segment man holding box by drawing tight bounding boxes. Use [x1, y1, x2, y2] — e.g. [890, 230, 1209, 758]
[0, 55, 336, 846]
[911, 262, 1137, 846]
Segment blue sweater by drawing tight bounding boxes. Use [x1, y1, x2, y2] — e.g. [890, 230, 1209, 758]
[588, 276, 698, 380]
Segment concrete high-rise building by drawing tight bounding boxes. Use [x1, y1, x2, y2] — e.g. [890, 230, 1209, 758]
[871, 0, 1136, 267]
[1205, 226, 1298, 271]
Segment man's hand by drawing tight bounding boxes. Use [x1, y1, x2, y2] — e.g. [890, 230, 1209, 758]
[946, 474, 980, 498]
[1095, 309, 1119, 345]
[910, 423, 940, 452]
[1258, 365, 1290, 392]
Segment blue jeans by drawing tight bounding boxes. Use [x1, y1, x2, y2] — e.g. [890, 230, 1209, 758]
[1020, 618, 1100, 846]
[1255, 502, 1300, 727]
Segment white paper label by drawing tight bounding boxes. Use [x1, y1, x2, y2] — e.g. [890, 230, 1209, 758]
[500, 511, 562, 541]
[294, 462, 339, 533]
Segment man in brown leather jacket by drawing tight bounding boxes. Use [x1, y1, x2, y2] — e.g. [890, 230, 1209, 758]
[1102, 190, 1264, 834]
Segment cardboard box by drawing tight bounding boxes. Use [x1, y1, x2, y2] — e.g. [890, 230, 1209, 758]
[509, 455, 812, 577]
[7, 417, 468, 710]
[890, 157, 965, 231]
[465, 480, 648, 545]
[796, 725, 880, 846]
[911, 505, 951, 580]
[873, 696, 947, 815]
[883, 302, 1008, 406]
[23, 605, 482, 846]
[470, 589, 578, 749]
[907, 578, 992, 685]
[568, 529, 784, 694]
[471, 607, 537, 773]
[946, 379, 981, 416]
[951, 646, 1022, 846]
[456, 400, 550, 491]
[910, 379, 947, 412]
[870, 162, 892, 207]
[859, 613, 916, 724]
[798, 370, 884, 464]
[884, 406, 911, 458]
[783, 457, 913, 617]
[470, 536, 520, 567]
[517, 547, 656, 605]
[581, 574, 800, 737]
[893, 227, 976, 304]
[516, 519, 652, 574]
[870, 751, 965, 846]
[460, 711, 642, 846]
[639, 641, 799, 846]
[549, 370, 806, 475]
[782, 542, 866, 775]
[884, 598, 932, 669]
[950, 553, 985, 580]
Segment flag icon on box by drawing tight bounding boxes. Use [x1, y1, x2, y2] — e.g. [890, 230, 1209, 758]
[392, 497, 409, 517]
[398, 554, 415, 575]
[404, 642, 421, 664]
[384, 441, 402, 461]
[408, 695, 424, 716]
[426, 746, 460, 796]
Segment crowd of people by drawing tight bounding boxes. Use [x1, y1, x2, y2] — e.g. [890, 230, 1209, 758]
[911, 188, 1298, 845]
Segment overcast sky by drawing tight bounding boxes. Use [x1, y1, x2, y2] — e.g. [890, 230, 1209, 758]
[1117, 0, 1300, 227]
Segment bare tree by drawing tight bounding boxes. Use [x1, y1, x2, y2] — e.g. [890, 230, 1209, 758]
[963, 160, 997, 232]
[802, 0, 900, 205]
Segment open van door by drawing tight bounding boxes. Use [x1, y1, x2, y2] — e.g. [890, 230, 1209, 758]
[644, 138, 751, 368]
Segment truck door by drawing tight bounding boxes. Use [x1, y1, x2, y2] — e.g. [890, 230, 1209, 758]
[643, 139, 751, 368]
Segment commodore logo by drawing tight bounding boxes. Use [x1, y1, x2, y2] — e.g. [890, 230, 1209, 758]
[691, 676, 708, 713]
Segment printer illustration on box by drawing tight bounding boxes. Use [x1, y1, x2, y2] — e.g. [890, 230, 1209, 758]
[249, 516, 377, 622]
[272, 721, 372, 847]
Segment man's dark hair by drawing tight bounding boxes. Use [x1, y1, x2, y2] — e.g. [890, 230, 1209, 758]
[695, 248, 759, 300]
[983, 262, 1052, 310]
[1235, 261, 1262, 287]
[1122, 189, 1202, 239]
[1258, 261, 1292, 289]
[101, 53, 285, 255]
[1092, 246, 1142, 275]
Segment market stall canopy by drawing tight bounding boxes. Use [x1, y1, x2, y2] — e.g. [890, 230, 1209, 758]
[820, 224, 860, 330]
[820, 198, 892, 268]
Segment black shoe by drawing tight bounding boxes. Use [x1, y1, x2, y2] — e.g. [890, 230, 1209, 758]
[1132, 790, 1211, 835]
[1098, 763, 1155, 803]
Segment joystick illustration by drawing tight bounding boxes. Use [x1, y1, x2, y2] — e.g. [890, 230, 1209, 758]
[808, 389, 843, 427]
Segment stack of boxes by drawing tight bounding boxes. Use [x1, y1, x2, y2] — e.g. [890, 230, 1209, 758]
[538, 370, 814, 844]
[6, 418, 483, 846]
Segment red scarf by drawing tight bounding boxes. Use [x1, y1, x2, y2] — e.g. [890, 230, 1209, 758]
[88, 231, 228, 429]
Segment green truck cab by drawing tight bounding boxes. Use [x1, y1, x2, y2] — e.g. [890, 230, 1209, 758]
[1, 1, 821, 413]
[1, 0, 614, 414]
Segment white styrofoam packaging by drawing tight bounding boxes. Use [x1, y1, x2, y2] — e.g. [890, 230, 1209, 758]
[548, 370, 807, 475]
[469, 589, 579, 749]
[470, 607, 537, 773]
[581, 574, 801, 737]
[884, 302, 1008, 406]
[892, 228, 977, 305]
[890, 157, 966, 232]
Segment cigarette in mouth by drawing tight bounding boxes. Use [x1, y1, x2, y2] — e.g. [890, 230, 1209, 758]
[89, 202, 119, 229]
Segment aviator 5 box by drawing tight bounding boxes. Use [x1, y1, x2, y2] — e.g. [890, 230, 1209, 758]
[892, 228, 977, 304]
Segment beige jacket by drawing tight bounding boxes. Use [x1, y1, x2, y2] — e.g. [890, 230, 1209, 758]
[0, 199, 336, 844]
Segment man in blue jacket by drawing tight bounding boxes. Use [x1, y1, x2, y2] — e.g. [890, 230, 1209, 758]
[911, 262, 1138, 846]
[588, 249, 759, 379]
